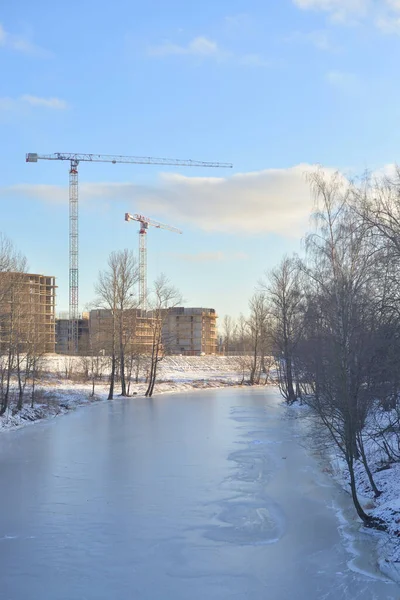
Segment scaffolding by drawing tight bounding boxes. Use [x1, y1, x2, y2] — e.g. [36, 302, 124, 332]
[0, 273, 57, 353]
[163, 307, 218, 355]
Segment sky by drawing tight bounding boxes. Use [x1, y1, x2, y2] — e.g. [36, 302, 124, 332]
[1, 0, 400, 320]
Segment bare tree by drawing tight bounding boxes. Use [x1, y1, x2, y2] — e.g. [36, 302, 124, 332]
[145, 275, 181, 398]
[94, 249, 139, 399]
[263, 256, 304, 403]
[0, 237, 27, 416]
[247, 292, 270, 385]
[298, 170, 384, 526]
[222, 315, 235, 355]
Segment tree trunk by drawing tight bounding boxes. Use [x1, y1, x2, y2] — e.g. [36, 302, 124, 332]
[250, 336, 258, 385]
[119, 339, 127, 396]
[0, 348, 14, 416]
[31, 374, 36, 409]
[108, 354, 116, 400]
[135, 360, 140, 384]
[357, 433, 381, 498]
[16, 352, 24, 411]
[285, 353, 296, 403]
[347, 455, 372, 525]
[145, 336, 157, 397]
[145, 359, 155, 397]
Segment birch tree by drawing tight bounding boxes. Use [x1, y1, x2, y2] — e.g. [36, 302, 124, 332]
[263, 257, 304, 403]
[145, 275, 181, 398]
[95, 249, 139, 399]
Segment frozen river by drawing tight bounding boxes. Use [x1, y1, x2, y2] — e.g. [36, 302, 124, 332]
[0, 387, 398, 599]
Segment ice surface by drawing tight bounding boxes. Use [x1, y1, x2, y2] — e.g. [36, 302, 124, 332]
[0, 387, 398, 599]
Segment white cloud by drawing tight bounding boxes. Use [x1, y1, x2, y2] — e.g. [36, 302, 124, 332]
[376, 14, 400, 32]
[293, 0, 369, 21]
[1, 164, 340, 237]
[0, 24, 6, 45]
[325, 70, 360, 92]
[149, 36, 222, 58]
[293, 0, 400, 32]
[171, 251, 248, 262]
[286, 29, 339, 51]
[386, 0, 400, 10]
[0, 95, 69, 112]
[224, 14, 252, 29]
[239, 54, 273, 67]
[0, 22, 51, 57]
[7, 184, 68, 204]
[21, 95, 69, 109]
[148, 35, 271, 67]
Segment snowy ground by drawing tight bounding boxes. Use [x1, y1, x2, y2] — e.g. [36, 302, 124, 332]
[286, 401, 400, 580]
[0, 355, 244, 432]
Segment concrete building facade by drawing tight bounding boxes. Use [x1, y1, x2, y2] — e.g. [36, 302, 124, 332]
[0, 272, 56, 353]
[163, 307, 217, 355]
[88, 309, 155, 354]
[55, 313, 89, 355]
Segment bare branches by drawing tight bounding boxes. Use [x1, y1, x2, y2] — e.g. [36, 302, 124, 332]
[145, 274, 182, 397]
[94, 249, 139, 398]
[262, 256, 304, 403]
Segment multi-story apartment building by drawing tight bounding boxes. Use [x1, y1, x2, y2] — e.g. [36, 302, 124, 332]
[88, 308, 155, 354]
[0, 272, 56, 353]
[55, 313, 89, 354]
[162, 307, 217, 355]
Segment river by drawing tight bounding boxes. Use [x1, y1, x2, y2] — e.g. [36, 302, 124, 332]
[0, 387, 398, 599]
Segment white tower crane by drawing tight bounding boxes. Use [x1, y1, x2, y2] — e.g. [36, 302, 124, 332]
[26, 152, 232, 353]
[124, 213, 182, 310]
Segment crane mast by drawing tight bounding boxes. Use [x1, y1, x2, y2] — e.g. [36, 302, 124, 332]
[69, 160, 79, 353]
[125, 213, 182, 311]
[26, 152, 232, 353]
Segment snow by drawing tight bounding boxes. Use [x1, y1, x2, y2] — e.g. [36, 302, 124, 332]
[0, 355, 245, 432]
[287, 400, 400, 579]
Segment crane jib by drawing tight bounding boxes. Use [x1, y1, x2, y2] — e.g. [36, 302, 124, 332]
[26, 152, 232, 168]
[26, 151, 228, 353]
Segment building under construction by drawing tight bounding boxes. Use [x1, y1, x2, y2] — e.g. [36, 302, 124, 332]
[89, 309, 155, 355]
[0, 272, 56, 353]
[163, 307, 217, 355]
[55, 313, 89, 355]
[53, 306, 218, 356]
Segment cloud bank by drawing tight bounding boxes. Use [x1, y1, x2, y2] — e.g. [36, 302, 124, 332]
[1, 164, 336, 237]
[293, 0, 400, 31]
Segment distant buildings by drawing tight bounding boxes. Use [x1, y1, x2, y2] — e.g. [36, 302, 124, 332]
[0, 272, 56, 353]
[163, 307, 217, 355]
[55, 313, 89, 355]
[54, 306, 218, 356]
[0, 271, 218, 357]
[88, 308, 155, 355]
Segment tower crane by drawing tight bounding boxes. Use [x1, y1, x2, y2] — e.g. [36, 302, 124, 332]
[26, 152, 232, 353]
[124, 213, 182, 310]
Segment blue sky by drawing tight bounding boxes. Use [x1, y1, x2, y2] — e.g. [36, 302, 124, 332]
[1, 0, 400, 319]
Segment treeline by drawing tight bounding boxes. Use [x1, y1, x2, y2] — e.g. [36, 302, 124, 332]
[223, 168, 400, 529]
[0, 240, 182, 418]
[0, 235, 45, 415]
[92, 250, 181, 399]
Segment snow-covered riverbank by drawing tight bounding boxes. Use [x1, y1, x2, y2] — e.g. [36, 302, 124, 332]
[286, 401, 400, 581]
[0, 355, 244, 432]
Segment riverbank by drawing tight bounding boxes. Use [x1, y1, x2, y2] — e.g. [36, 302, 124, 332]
[286, 401, 400, 582]
[0, 355, 244, 432]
